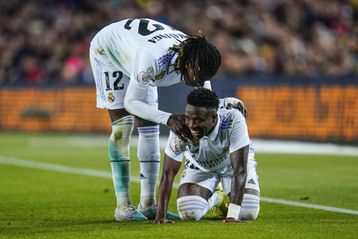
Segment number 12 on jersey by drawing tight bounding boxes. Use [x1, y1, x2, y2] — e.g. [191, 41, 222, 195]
[104, 71, 124, 91]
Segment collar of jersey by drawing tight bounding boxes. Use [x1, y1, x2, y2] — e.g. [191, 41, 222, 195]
[205, 114, 220, 141]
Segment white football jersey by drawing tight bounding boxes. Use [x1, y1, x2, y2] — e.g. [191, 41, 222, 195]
[91, 18, 186, 87]
[165, 108, 253, 172]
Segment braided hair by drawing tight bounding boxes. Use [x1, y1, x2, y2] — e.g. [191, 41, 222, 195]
[187, 88, 219, 109]
[171, 32, 221, 85]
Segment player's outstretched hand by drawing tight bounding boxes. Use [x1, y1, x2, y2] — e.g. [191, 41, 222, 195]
[223, 218, 249, 223]
[151, 218, 175, 224]
[167, 114, 193, 142]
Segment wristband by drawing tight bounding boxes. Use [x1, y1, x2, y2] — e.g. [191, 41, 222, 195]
[226, 203, 241, 220]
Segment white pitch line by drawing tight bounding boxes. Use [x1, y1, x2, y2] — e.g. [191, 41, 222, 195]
[0, 156, 112, 179]
[260, 197, 358, 215]
[0, 156, 357, 216]
[28, 136, 358, 157]
[0, 156, 180, 188]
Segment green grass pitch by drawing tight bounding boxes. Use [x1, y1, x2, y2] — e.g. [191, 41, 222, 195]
[0, 132, 357, 239]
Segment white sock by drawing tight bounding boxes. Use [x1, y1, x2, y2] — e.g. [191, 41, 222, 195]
[177, 196, 209, 221]
[108, 116, 134, 207]
[207, 192, 221, 209]
[239, 194, 260, 220]
[137, 125, 160, 207]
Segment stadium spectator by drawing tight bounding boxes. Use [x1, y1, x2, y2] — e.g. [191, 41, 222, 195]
[1, 0, 357, 86]
[154, 88, 260, 223]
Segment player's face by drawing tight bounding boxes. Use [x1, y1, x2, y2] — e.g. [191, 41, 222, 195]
[185, 104, 217, 139]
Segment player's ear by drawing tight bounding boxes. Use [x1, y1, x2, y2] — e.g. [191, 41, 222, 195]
[211, 111, 217, 124]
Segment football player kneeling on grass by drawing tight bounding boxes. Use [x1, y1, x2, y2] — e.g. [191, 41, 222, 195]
[153, 88, 260, 224]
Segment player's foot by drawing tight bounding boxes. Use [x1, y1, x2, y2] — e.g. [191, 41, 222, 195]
[114, 205, 147, 221]
[138, 203, 181, 220]
[211, 183, 229, 218]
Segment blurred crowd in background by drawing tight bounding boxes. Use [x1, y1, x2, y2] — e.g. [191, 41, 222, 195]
[0, 0, 357, 86]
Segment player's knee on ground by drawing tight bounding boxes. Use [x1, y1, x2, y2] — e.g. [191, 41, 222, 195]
[177, 196, 209, 221]
[109, 116, 134, 161]
[239, 194, 260, 221]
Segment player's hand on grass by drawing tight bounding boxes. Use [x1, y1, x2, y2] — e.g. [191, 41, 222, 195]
[167, 114, 193, 142]
[223, 218, 248, 223]
[151, 218, 175, 224]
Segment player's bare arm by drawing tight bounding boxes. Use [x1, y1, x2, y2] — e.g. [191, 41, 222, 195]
[153, 154, 182, 224]
[224, 145, 249, 223]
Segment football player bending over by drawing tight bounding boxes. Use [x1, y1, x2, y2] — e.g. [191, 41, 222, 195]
[89, 18, 221, 221]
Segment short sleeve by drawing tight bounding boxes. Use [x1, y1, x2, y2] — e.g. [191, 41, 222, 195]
[164, 131, 186, 162]
[229, 111, 250, 153]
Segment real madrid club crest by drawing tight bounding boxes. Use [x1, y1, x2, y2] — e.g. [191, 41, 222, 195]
[107, 92, 115, 103]
[96, 47, 106, 55]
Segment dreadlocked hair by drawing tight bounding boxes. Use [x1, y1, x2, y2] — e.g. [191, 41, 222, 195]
[170, 32, 221, 83]
[187, 88, 219, 109]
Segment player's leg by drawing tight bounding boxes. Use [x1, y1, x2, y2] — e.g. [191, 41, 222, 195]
[108, 110, 146, 221]
[130, 86, 160, 218]
[89, 47, 146, 221]
[210, 182, 229, 217]
[135, 115, 179, 220]
[135, 116, 161, 218]
[176, 162, 221, 220]
[133, 87, 179, 219]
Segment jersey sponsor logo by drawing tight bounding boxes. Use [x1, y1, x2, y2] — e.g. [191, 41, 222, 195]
[107, 92, 115, 103]
[196, 155, 226, 169]
[182, 161, 199, 170]
[169, 137, 185, 155]
[137, 67, 154, 86]
[189, 163, 199, 170]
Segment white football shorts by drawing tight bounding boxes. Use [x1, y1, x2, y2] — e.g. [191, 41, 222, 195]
[89, 42, 158, 110]
[179, 159, 260, 194]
